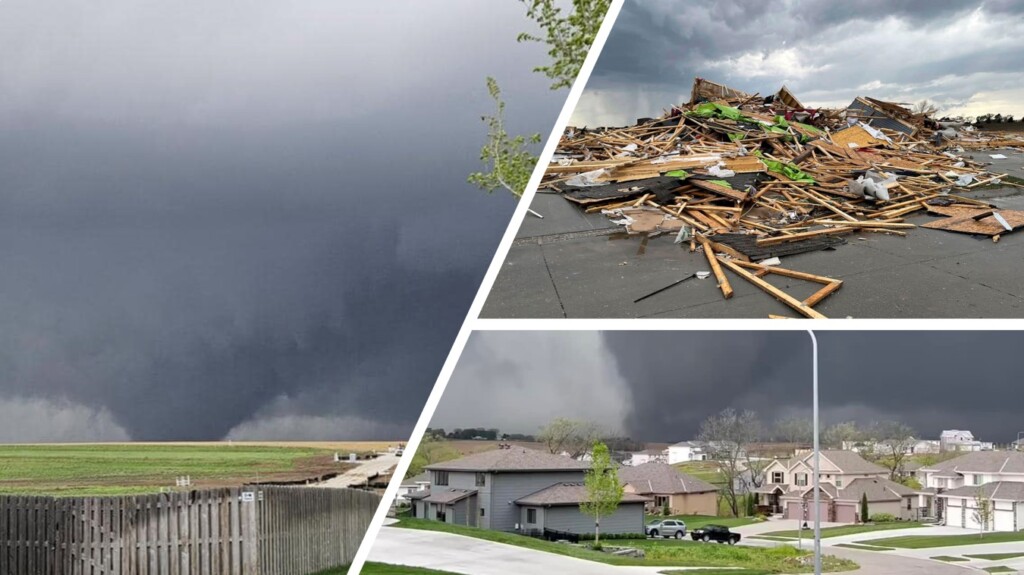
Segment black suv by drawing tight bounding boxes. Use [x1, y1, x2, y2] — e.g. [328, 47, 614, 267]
[690, 524, 741, 544]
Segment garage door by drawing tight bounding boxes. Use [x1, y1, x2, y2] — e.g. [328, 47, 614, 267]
[835, 503, 856, 523]
[994, 509, 1014, 532]
[786, 502, 802, 520]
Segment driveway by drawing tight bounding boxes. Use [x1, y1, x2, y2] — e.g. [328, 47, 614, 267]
[482, 148, 1024, 318]
[315, 452, 399, 488]
[366, 524, 975, 575]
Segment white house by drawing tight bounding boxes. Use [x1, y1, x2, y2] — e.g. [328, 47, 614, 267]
[667, 441, 707, 464]
[626, 448, 668, 466]
[396, 472, 431, 503]
[920, 451, 1024, 532]
[940, 430, 993, 453]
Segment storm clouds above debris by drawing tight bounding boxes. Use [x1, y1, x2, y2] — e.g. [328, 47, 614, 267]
[433, 331, 1024, 443]
[573, 0, 1024, 126]
[0, 1, 562, 441]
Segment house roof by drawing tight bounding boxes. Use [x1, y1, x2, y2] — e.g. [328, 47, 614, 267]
[619, 462, 718, 495]
[838, 478, 915, 503]
[514, 482, 650, 507]
[670, 441, 700, 448]
[921, 451, 1024, 475]
[940, 481, 1024, 502]
[405, 490, 431, 500]
[423, 489, 477, 505]
[806, 450, 887, 475]
[425, 447, 590, 473]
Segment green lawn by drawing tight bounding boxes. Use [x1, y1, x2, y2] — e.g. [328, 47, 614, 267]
[834, 543, 894, 551]
[967, 552, 1024, 561]
[674, 461, 728, 484]
[764, 522, 925, 539]
[931, 556, 969, 562]
[358, 563, 463, 574]
[858, 531, 1024, 549]
[644, 514, 759, 531]
[0, 443, 341, 496]
[394, 519, 857, 573]
[659, 570, 772, 575]
[982, 567, 1015, 573]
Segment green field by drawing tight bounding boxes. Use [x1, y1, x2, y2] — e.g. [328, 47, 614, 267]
[394, 519, 857, 573]
[858, 531, 1024, 549]
[0, 443, 352, 496]
[764, 522, 925, 539]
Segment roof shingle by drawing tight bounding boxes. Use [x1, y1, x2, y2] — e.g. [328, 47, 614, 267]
[515, 482, 650, 506]
[619, 462, 719, 495]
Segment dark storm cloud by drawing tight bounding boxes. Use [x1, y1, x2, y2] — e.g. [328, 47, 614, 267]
[575, 0, 1024, 125]
[433, 331, 1023, 445]
[0, 1, 563, 441]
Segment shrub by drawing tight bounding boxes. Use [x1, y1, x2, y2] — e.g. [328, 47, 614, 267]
[870, 513, 896, 523]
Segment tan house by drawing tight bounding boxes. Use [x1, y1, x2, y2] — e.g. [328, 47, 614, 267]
[619, 462, 718, 516]
[755, 450, 916, 523]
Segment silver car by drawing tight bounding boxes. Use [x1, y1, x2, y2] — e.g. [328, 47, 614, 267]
[645, 518, 687, 539]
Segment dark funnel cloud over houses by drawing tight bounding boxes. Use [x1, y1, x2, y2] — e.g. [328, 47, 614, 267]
[433, 331, 1023, 444]
[0, 1, 563, 441]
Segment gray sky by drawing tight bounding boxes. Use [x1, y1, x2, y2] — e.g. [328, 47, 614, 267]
[0, 1, 564, 442]
[572, 0, 1024, 126]
[434, 331, 1024, 444]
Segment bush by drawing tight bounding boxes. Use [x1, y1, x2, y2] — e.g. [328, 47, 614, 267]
[581, 532, 646, 541]
[870, 513, 897, 523]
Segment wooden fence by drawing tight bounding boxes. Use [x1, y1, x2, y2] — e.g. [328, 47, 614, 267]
[0, 486, 381, 575]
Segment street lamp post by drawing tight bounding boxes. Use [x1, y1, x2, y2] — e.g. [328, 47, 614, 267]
[808, 330, 821, 575]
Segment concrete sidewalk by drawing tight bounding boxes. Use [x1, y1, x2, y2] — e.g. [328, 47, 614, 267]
[482, 149, 1024, 319]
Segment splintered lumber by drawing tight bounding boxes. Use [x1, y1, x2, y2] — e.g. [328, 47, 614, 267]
[755, 227, 855, 246]
[718, 258, 826, 319]
[719, 258, 843, 318]
[698, 237, 733, 299]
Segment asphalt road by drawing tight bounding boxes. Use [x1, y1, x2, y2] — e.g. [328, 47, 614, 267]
[482, 148, 1024, 318]
[366, 523, 979, 575]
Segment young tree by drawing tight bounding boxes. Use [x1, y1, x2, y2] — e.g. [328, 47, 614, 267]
[517, 0, 612, 90]
[538, 418, 601, 459]
[871, 421, 916, 481]
[860, 493, 869, 524]
[698, 408, 763, 516]
[471, 0, 610, 198]
[912, 99, 939, 116]
[580, 441, 623, 547]
[972, 488, 992, 537]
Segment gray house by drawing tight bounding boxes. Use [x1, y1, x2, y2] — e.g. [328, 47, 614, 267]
[412, 445, 648, 536]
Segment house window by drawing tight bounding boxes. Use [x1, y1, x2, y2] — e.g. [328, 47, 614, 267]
[655, 495, 669, 508]
[526, 508, 537, 524]
[435, 505, 447, 522]
[476, 473, 486, 487]
[435, 471, 449, 486]
[480, 508, 485, 517]
[836, 478, 843, 488]
[972, 474, 982, 486]
[772, 472, 784, 484]
[795, 473, 807, 487]
[907, 499, 912, 510]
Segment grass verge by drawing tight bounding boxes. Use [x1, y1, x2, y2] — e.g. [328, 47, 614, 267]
[834, 543, 894, 551]
[982, 567, 1014, 573]
[931, 556, 969, 562]
[764, 522, 924, 539]
[858, 531, 1024, 549]
[967, 552, 1024, 560]
[394, 519, 857, 573]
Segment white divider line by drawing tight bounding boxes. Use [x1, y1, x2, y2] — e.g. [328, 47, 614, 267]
[346, 1, 626, 572]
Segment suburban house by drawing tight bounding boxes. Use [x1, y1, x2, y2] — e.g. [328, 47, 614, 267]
[619, 462, 719, 516]
[755, 450, 917, 523]
[940, 430, 993, 452]
[396, 472, 431, 503]
[626, 448, 668, 467]
[919, 451, 1024, 532]
[667, 441, 707, 464]
[410, 445, 649, 536]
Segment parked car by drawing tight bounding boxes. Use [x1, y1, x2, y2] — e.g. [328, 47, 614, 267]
[645, 518, 687, 539]
[690, 524, 741, 544]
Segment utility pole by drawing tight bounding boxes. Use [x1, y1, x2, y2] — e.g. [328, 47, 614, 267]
[808, 330, 821, 575]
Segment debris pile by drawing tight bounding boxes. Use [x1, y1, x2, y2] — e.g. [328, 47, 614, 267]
[543, 78, 1024, 317]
